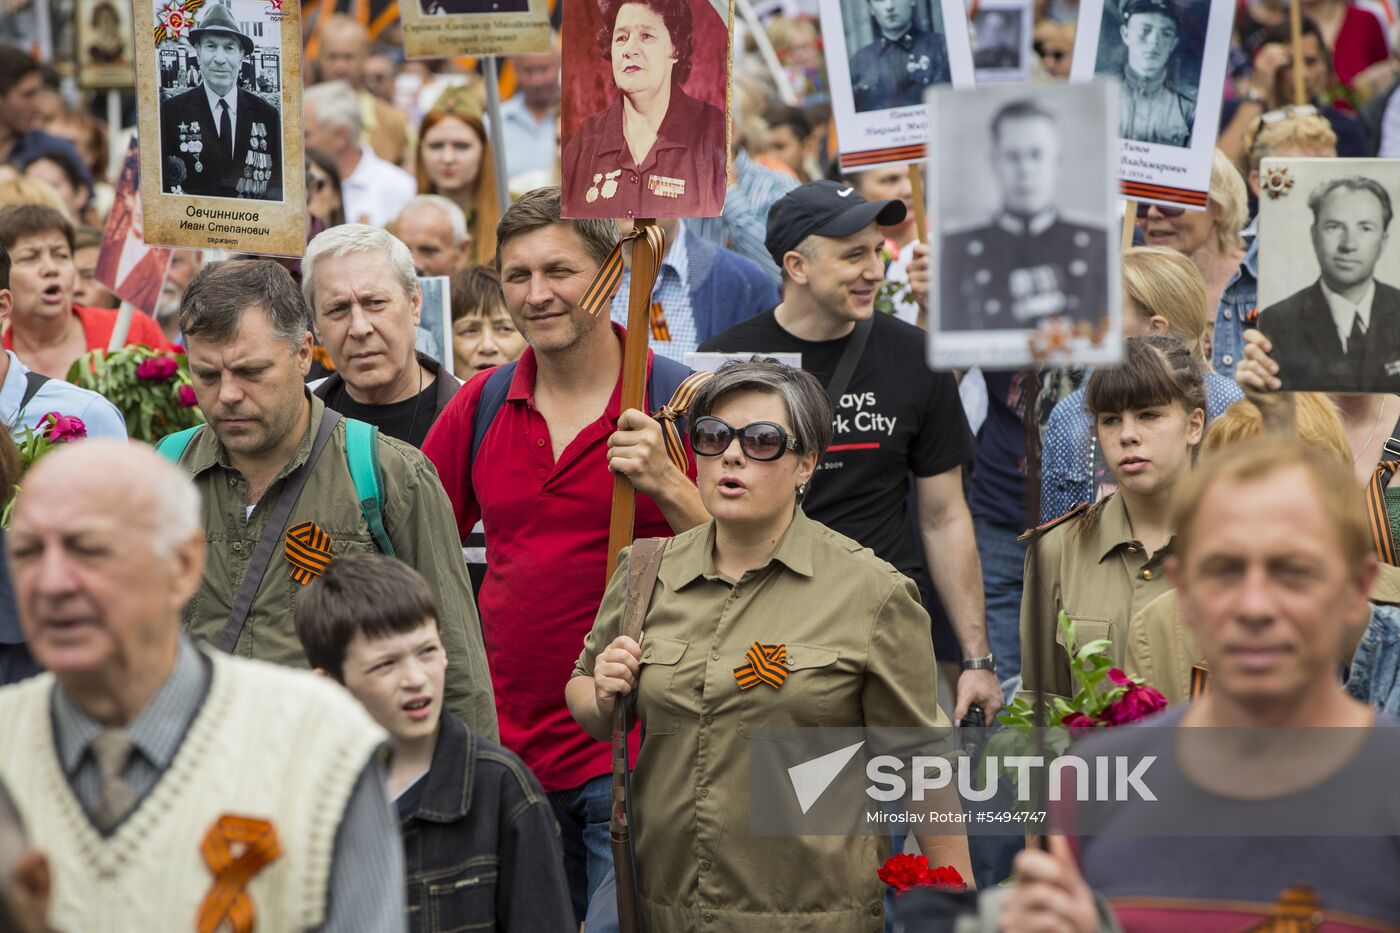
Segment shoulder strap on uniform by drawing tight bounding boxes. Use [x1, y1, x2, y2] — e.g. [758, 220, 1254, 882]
[470, 362, 518, 467]
[1019, 500, 1091, 542]
[155, 425, 204, 464]
[18, 370, 50, 412]
[343, 417, 394, 557]
[648, 355, 710, 473]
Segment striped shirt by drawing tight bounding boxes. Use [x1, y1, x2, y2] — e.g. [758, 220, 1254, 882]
[691, 150, 799, 286]
[52, 636, 406, 932]
[610, 218, 697, 361]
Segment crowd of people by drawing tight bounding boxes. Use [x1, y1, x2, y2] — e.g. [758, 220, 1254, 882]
[0, 0, 1399, 930]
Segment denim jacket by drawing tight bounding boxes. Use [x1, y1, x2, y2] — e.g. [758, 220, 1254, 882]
[1347, 604, 1400, 717]
[1211, 223, 1258, 378]
[400, 712, 575, 932]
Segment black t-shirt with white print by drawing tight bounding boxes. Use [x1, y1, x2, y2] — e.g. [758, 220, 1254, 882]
[700, 309, 976, 611]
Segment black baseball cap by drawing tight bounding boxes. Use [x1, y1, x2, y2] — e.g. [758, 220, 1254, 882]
[764, 180, 907, 268]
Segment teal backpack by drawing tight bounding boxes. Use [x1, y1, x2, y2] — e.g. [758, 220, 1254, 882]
[155, 418, 395, 556]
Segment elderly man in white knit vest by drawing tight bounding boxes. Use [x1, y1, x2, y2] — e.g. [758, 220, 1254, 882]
[0, 441, 405, 931]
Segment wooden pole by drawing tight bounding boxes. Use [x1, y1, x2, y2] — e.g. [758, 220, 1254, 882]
[908, 163, 930, 243]
[1121, 199, 1138, 252]
[1288, 0, 1307, 106]
[605, 220, 661, 581]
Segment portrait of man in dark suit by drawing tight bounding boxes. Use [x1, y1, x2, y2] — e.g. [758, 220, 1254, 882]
[940, 98, 1108, 332]
[158, 3, 282, 200]
[1259, 175, 1400, 392]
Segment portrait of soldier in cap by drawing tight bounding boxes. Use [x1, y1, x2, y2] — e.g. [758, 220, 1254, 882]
[1110, 0, 1195, 147]
[158, 3, 283, 200]
[848, 0, 951, 112]
[939, 97, 1109, 332]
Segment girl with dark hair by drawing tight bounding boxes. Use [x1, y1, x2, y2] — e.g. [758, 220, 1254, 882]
[1021, 335, 1207, 696]
[560, 0, 726, 218]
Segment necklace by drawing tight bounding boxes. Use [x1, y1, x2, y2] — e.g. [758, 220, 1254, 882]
[1354, 396, 1387, 463]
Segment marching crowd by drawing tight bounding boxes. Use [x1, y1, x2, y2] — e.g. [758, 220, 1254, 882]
[0, 0, 1399, 929]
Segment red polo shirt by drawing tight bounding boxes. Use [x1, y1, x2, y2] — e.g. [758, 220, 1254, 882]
[423, 326, 693, 792]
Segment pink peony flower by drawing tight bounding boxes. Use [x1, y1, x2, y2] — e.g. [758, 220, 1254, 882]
[1098, 684, 1168, 726]
[40, 412, 87, 442]
[1060, 711, 1100, 735]
[1107, 668, 1132, 687]
[136, 355, 179, 382]
[177, 384, 198, 407]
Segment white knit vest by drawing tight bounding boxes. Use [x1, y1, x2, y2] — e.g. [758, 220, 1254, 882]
[0, 651, 387, 933]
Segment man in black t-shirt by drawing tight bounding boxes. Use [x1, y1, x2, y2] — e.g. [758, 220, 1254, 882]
[699, 180, 1002, 722]
[303, 225, 459, 448]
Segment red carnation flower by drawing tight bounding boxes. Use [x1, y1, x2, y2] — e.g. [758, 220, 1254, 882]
[177, 384, 198, 407]
[878, 853, 966, 893]
[136, 356, 179, 382]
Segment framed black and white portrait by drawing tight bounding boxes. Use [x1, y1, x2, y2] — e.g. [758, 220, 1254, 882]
[929, 80, 1121, 370]
[972, 0, 1032, 85]
[1257, 158, 1400, 393]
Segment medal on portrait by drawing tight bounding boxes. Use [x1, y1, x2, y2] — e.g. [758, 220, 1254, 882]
[1256, 158, 1400, 394]
[1070, 0, 1233, 211]
[818, 0, 975, 173]
[133, 0, 306, 256]
[928, 81, 1122, 371]
[560, 0, 733, 220]
[399, 0, 550, 58]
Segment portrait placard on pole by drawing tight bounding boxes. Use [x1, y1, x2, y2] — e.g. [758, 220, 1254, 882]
[560, 0, 733, 220]
[818, 0, 975, 172]
[972, 0, 1033, 85]
[928, 81, 1122, 370]
[1070, 0, 1234, 210]
[76, 0, 136, 89]
[1256, 158, 1400, 393]
[400, 0, 551, 59]
[95, 138, 174, 316]
[134, 0, 305, 256]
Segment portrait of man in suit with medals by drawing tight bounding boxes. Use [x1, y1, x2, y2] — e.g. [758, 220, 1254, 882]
[1260, 173, 1400, 393]
[158, 3, 283, 201]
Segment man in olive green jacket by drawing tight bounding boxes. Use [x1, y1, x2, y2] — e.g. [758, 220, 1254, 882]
[172, 258, 497, 739]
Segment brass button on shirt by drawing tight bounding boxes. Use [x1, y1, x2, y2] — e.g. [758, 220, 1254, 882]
[1020, 493, 1173, 697]
[574, 511, 949, 932]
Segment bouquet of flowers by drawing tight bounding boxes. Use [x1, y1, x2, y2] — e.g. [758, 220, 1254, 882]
[877, 853, 967, 894]
[2, 411, 89, 525]
[66, 345, 203, 443]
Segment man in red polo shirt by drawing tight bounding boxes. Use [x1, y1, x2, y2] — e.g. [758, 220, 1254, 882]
[422, 186, 708, 923]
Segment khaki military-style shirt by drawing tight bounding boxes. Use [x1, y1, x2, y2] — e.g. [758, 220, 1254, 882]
[1020, 493, 1173, 697]
[574, 511, 949, 932]
[173, 393, 498, 740]
[1126, 563, 1400, 704]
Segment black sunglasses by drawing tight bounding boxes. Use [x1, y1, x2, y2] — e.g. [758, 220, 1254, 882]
[691, 416, 798, 462]
[1135, 202, 1186, 218]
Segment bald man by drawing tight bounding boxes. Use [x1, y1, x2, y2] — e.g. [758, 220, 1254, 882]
[0, 442, 406, 932]
[314, 14, 412, 166]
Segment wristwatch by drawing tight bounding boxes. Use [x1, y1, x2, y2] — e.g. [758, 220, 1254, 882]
[961, 654, 996, 673]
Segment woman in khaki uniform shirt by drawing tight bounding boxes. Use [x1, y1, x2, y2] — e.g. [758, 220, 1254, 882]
[1021, 336, 1206, 697]
[568, 361, 968, 932]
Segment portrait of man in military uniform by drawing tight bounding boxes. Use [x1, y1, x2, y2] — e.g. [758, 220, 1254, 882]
[1103, 0, 1196, 147]
[848, 0, 951, 112]
[157, 3, 283, 200]
[972, 10, 1021, 71]
[939, 99, 1109, 332]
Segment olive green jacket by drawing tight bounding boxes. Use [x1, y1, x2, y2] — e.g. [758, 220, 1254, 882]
[170, 393, 498, 740]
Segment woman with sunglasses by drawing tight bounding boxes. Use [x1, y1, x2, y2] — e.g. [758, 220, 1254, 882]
[569, 359, 970, 930]
[1024, 336, 1206, 697]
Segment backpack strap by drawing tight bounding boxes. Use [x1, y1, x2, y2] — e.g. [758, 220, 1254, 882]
[470, 362, 518, 467]
[647, 355, 709, 474]
[343, 417, 395, 557]
[18, 371, 50, 414]
[155, 425, 204, 464]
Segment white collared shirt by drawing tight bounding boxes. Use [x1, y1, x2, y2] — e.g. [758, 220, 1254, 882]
[340, 144, 418, 229]
[1321, 278, 1377, 352]
[203, 82, 238, 139]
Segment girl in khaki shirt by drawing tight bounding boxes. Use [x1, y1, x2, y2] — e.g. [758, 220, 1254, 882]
[568, 360, 969, 932]
[1021, 336, 1206, 697]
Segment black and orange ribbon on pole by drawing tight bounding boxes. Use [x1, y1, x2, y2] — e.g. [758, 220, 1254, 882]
[196, 815, 282, 933]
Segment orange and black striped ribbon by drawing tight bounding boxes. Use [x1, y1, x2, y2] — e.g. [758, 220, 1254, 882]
[578, 224, 668, 321]
[734, 643, 788, 690]
[285, 521, 334, 584]
[1366, 461, 1399, 566]
[196, 815, 282, 933]
[650, 301, 671, 342]
[653, 370, 713, 474]
[1189, 665, 1211, 700]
